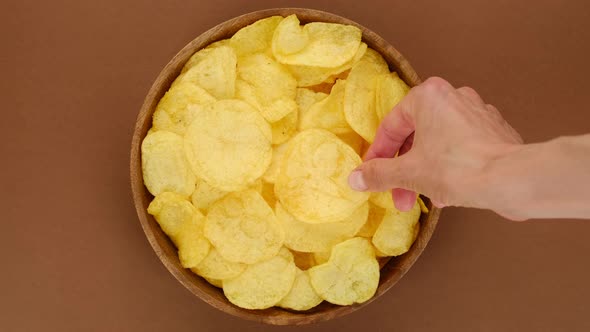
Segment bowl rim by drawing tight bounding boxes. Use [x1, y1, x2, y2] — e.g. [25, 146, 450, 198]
[130, 7, 441, 326]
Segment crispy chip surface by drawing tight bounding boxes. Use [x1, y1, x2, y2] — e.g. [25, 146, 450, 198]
[205, 190, 284, 264]
[147, 192, 201, 242]
[192, 248, 246, 280]
[178, 45, 236, 99]
[372, 201, 421, 256]
[356, 203, 386, 238]
[184, 99, 272, 191]
[308, 237, 379, 305]
[262, 142, 291, 183]
[300, 79, 352, 134]
[276, 202, 368, 252]
[142, 131, 195, 196]
[343, 49, 390, 142]
[190, 177, 228, 212]
[223, 247, 297, 309]
[275, 129, 369, 223]
[278, 268, 323, 311]
[230, 16, 283, 57]
[375, 72, 410, 121]
[272, 15, 362, 68]
[237, 54, 297, 123]
[286, 42, 367, 87]
[152, 81, 216, 135]
[175, 213, 211, 268]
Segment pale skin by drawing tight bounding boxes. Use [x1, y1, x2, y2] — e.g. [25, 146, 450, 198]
[348, 77, 590, 221]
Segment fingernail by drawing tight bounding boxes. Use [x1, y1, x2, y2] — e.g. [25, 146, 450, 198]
[348, 171, 368, 191]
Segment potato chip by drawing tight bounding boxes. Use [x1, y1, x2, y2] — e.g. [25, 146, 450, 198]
[337, 131, 364, 155]
[278, 268, 323, 311]
[418, 196, 429, 213]
[230, 16, 283, 57]
[276, 202, 368, 252]
[344, 48, 390, 142]
[356, 203, 386, 238]
[205, 39, 231, 49]
[192, 247, 246, 280]
[375, 72, 410, 121]
[147, 192, 201, 242]
[205, 190, 284, 264]
[175, 213, 210, 268]
[184, 99, 272, 191]
[262, 141, 290, 183]
[271, 108, 298, 145]
[236, 54, 297, 123]
[223, 247, 297, 309]
[308, 237, 379, 305]
[312, 251, 331, 265]
[177, 45, 236, 99]
[295, 88, 328, 128]
[190, 177, 228, 213]
[204, 277, 223, 288]
[299, 79, 352, 134]
[291, 250, 317, 270]
[287, 43, 367, 87]
[152, 81, 216, 135]
[142, 131, 196, 197]
[272, 15, 362, 68]
[275, 129, 369, 223]
[370, 191, 395, 210]
[372, 201, 421, 256]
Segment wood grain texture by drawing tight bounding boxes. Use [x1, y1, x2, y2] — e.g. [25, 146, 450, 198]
[130, 8, 439, 325]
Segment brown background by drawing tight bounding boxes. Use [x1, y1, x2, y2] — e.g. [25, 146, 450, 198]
[2, 0, 590, 331]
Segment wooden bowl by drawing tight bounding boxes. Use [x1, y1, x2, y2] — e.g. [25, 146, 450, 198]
[130, 8, 441, 326]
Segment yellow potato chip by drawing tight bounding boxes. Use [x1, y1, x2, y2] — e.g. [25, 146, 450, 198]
[276, 202, 368, 252]
[192, 247, 246, 280]
[272, 15, 362, 68]
[375, 72, 410, 121]
[142, 131, 195, 196]
[291, 250, 317, 270]
[262, 141, 290, 183]
[343, 48, 390, 142]
[223, 247, 297, 309]
[312, 251, 331, 265]
[184, 99, 272, 191]
[287, 43, 367, 87]
[337, 131, 365, 155]
[299, 79, 352, 134]
[372, 201, 421, 256]
[308, 237, 379, 305]
[230, 16, 283, 57]
[271, 14, 308, 56]
[418, 196, 429, 213]
[370, 191, 395, 210]
[204, 277, 223, 288]
[275, 129, 369, 223]
[236, 54, 297, 123]
[356, 203, 386, 238]
[271, 108, 298, 145]
[147, 192, 201, 242]
[175, 213, 211, 268]
[278, 268, 323, 311]
[177, 45, 237, 99]
[205, 190, 284, 264]
[205, 39, 230, 49]
[152, 81, 216, 135]
[295, 88, 328, 128]
[190, 177, 228, 213]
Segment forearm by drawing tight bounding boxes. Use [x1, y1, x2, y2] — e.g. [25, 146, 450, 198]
[483, 134, 590, 220]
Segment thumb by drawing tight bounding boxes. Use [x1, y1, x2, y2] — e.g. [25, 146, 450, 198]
[348, 155, 418, 193]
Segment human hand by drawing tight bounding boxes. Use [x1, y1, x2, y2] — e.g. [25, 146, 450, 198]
[348, 77, 524, 217]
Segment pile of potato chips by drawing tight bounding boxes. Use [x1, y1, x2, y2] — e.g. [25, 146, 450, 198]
[142, 14, 427, 311]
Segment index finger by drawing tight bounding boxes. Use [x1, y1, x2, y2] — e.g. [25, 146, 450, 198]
[364, 92, 415, 161]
